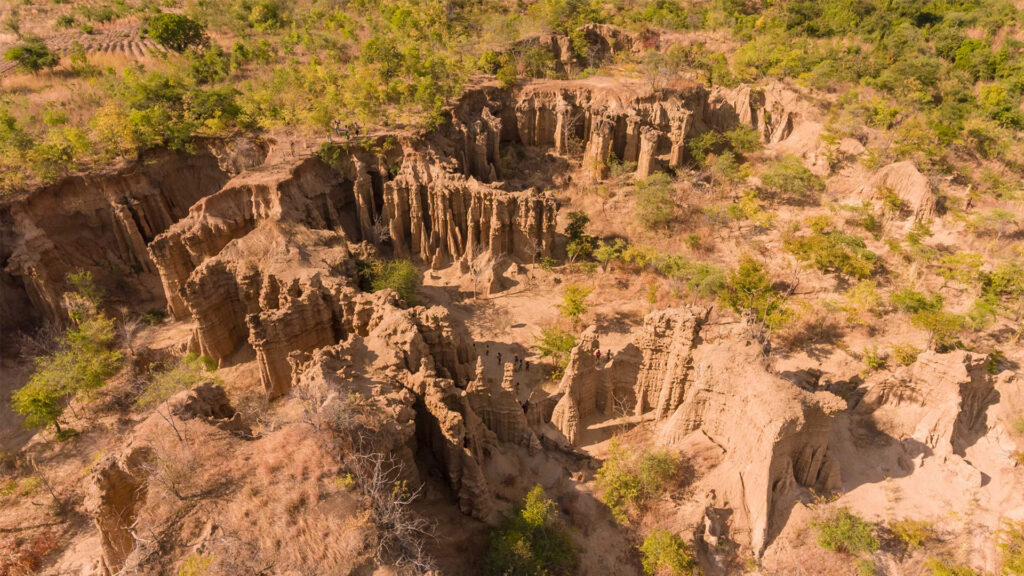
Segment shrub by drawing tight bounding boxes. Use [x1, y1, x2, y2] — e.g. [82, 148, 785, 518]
[842, 280, 883, 325]
[596, 441, 682, 522]
[889, 519, 935, 550]
[813, 508, 879, 555]
[720, 257, 789, 329]
[148, 14, 207, 52]
[863, 347, 886, 371]
[925, 559, 979, 576]
[784, 224, 878, 280]
[363, 258, 421, 305]
[640, 530, 695, 575]
[760, 156, 824, 201]
[911, 310, 965, 351]
[937, 252, 984, 286]
[594, 239, 627, 272]
[177, 553, 214, 576]
[532, 326, 576, 379]
[889, 343, 922, 366]
[656, 255, 727, 299]
[483, 485, 577, 576]
[634, 173, 677, 230]
[559, 284, 593, 326]
[3, 37, 59, 73]
[856, 559, 878, 576]
[137, 354, 218, 409]
[999, 520, 1024, 576]
[891, 289, 943, 314]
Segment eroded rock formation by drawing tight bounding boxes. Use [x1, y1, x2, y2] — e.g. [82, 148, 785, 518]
[546, 309, 844, 555]
[854, 350, 998, 457]
[85, 445, 153, 576]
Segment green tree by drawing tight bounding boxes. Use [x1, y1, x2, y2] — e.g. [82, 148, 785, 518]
[483, 485, 577, 576]
[760, 155, 824, 202]
[634, 173, 676, 230]
[640, 530, 695, 576]
[532, 326, 576, 379]
[594, 239, 626, 272]
[11, 275, 122, 435]
[596, 441, 682, 522]
[3, 37, 59, 73]
[148, 13, 207, 52]
[559, 284, 593, 327]
[720, 257, 788, 328]
[565, 210, 595, 268]
[364, 258, 421, 305]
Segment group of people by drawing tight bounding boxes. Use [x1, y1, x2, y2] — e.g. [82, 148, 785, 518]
[483, 345, 531, 372]
[327, 120, 362, 142]
[595, 348, 612, 363]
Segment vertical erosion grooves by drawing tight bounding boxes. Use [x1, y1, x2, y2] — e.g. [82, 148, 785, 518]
[0, 143, 265, 334]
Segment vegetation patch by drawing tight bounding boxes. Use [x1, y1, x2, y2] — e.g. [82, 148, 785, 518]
[483, 485, 577, 576]
[639, 530, 695, 576]
[812, 508, 879, 555]
[596, 441, 684, 523]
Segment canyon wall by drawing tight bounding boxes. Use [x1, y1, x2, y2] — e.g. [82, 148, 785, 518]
[548, 309, 844, 555]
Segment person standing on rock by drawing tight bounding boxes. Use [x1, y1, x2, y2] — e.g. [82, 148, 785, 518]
[497, 351, 502, 364]
[595, 349, 601, 361]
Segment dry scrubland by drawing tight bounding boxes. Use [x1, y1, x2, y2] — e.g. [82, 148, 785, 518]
[1, 1, 1024, 575]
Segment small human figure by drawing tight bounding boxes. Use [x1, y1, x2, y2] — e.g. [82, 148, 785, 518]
[521, 400, 529, 414]
[354, 123, 361, 136]
[485, 344, 490, 356]
[595, 349, 602, 361]
[497, 352, 503, 364]
[965, 196, 974, 213]
[515, 382, 520, 394]
[525, 361, 530, 371]
[606, 349, 611, 360]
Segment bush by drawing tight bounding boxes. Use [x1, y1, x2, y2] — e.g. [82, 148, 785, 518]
[813, 508, 879, 555]
[634, 173, 676, 230]
[891, 289, 943, 314]
[784, 223, 878, 279]
[483, 485, 577, 576]
[363, 258, 421, 305]
[137, 354, 218, 409]
[720, 257, 789, 328]
[889, 343, 922, 366]
[925, 559, 979, 576]
[3, 37, 59, 73]
[911, 310, 965, 351]
[889, 519, 935, 550]
[1013, 418, 1024, 436]
[532, 326, 576, 379]
[149, 14, 207, 52]
[842, 280, 883, 325]
[863, 346, 886, 371]
[596, 441, 682, 522]
[640, 530, 695, 576]
[999, 520, 1024, 576]
[760, 155, 824, 201]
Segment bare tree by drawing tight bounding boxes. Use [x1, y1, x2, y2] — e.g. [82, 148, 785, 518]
[117, 306, 144, 356]
[345, 451, 435, 574]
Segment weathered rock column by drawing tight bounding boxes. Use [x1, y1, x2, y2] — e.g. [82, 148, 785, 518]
[582, 117, 615, 181]
[668, 112, 693, 168]
[636, 127, 660, 180]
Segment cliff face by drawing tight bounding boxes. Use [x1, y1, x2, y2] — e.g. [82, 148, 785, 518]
[854, 350, 999, 457]
[548, 309, 844, 555]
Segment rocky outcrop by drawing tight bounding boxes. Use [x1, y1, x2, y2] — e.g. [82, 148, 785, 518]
[468, 359, 541, 453]
[165, 381, 250, 436]
[550, 327, 612, 445]
[633, 307, 708, 419]
[870, 161, 936, 230]
[2, 148, 235, 327]
[656, 334, 845, 555]
[86, 445, 153, 576]
[545, 309, 843, 555]
[854, 351, 998, 457]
